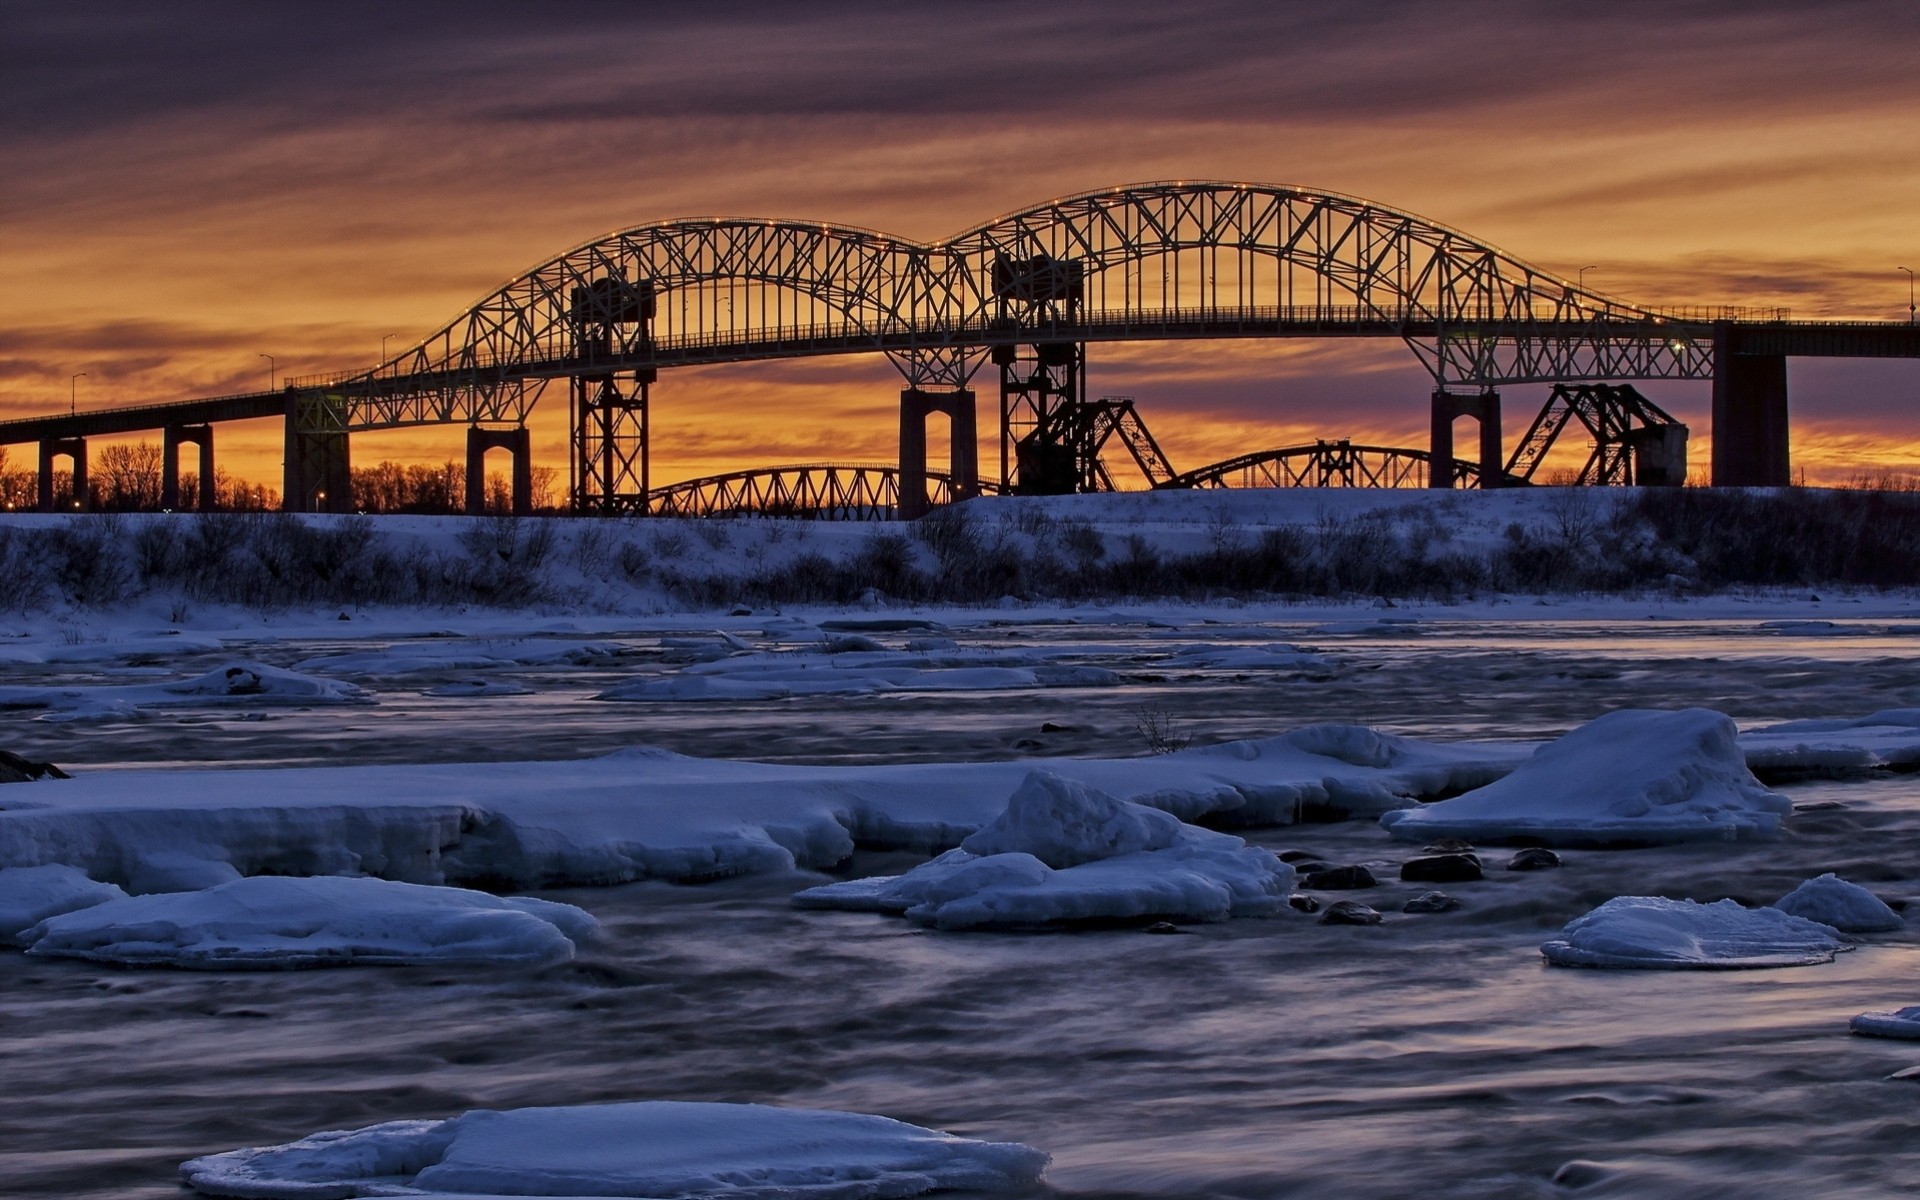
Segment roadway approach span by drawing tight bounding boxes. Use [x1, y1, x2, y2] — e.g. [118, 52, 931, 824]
[2, 181, 1915, 514]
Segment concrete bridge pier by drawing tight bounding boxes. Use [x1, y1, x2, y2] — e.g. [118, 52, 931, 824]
[1430, 390, 1502, 488]
[899, 388, 978, 520]
[466, 425, 533, 516]
[162, 424, 215, 510]
[1711, 323, 1790, 487]
[283, 392, 353, 513]
[37, 436, 87, 511]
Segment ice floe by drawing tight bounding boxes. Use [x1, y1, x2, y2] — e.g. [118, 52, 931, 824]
[1741, 709, 1920, 777]
[1849, 1006, 1920, 1040]
[0, 864, 125, 944]
[0, 728, 1518, 890]
[0, 661, 368, 721]
[19, 875, 596, 968]
[294, 638, 623, 676]
[180, 1101, 1048, 1199]
[598, 647, 1118, 701]
[1540, 896, 1850, 969]
[1771, 873, 1902, 932]
[421, 679, 533, 698]
[791, 771, 1295, 929]
[1382, 708, 1792, 846]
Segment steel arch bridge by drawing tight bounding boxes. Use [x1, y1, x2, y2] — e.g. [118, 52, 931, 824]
[6, 180, 1912, 513]
[648, 463, 996, 519]
[280, 180, 1754, 511]
[1161, 441, 1521, 490]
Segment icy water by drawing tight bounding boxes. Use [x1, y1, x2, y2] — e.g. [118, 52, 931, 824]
[4, 612, 1920, 1198]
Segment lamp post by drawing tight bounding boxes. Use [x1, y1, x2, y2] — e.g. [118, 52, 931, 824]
[382, 333, 397, 362]
[1901, 267, 1915, 325]
[1578, 265, 1598, 290]
[259, 353, 276, 390]
[69, 371, 86, 416]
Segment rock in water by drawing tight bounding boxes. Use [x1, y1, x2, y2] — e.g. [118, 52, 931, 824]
[1541, 895, 1850, 969]
[1772, 873, 1902, 932]
[1300, 865, 1377, 890]
[1850, 1006, 1920, 1040]
[1287, 894, 1321, 914]
[1379, 708, 1791, 846]
[1422, 837, 1475, 854]
[1399, 853, 1482, 883]
[1508, 847, 1563, 871]
[1402, 891, 1460, 914]
[1320, 900, 1383, 926]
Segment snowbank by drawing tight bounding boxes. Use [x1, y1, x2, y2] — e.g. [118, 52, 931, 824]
[180, 1100, 1049, 1199]
[792, 771, 1295, 929]
[0, 730, 1517, 890]
[1541, 896, 1850, 969]
[0, 661, 368, 721]
[1382, 709, 1792, 846]
[1771, 873, 1903, 932]
[0, 864, 125, 944]
[21, 875, 595, 968]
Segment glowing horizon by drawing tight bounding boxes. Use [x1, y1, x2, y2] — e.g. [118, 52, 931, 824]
[5, 2, 1917, 493]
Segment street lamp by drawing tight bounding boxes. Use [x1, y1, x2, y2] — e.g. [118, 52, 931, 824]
[382, 333, 397, 362]
[1901, 267, 1916, 325]
[70, 371, 86, 416]
[1578, 265, 1598, 289]
[259, 353, 277, 390]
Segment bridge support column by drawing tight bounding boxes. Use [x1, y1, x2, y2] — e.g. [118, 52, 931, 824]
[466, 425, 533, 516]
[283, 391, 353, 513]
[1430, 390, 1501, 488]
[1711, 324, 1790, 487]
[162, 424, 215, 510]
[899, 388, 977, 520]
[37, 437, 87, 512]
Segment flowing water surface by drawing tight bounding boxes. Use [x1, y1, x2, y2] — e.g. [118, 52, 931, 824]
[3, 613, 1919, 1198]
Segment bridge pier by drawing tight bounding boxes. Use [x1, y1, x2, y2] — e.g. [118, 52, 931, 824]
[899, 388, 978, 520]
[1711, 324, 1790, 486]
[466, 425, 533, 516]
[1429, 390, 1501, 489]
[283, 392, 353, 513]
[162, 424, 215, 510]
[37, 437, 87, 511]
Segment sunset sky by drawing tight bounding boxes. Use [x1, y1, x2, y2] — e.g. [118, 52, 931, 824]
[5, 1, 1918, 490]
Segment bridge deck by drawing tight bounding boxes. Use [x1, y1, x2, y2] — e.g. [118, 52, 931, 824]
[2, 320, 1914, 445]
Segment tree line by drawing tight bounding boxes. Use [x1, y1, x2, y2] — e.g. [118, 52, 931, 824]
[0, 445, 558, 513]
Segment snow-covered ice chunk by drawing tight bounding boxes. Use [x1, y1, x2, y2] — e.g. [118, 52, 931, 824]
[1541, 896, 1850, 969]
[180, 1100, 1048, 1199]
[1771, 873, 1902, 932]
[1849, 1006, 1920, 1039]
[0, 865, 125, 944]
[958, 772, 1184, 867]
[793, 771, 1295, 929]
[0, 661, 368, 720]
[21, 875, 595, 968]
[1382, 709, 1791, 846]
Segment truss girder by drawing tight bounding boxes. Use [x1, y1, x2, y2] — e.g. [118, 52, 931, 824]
[305, 182, 1757, 430]
[1162, 441, 1499, 490]
[647, 463, 991, 519]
